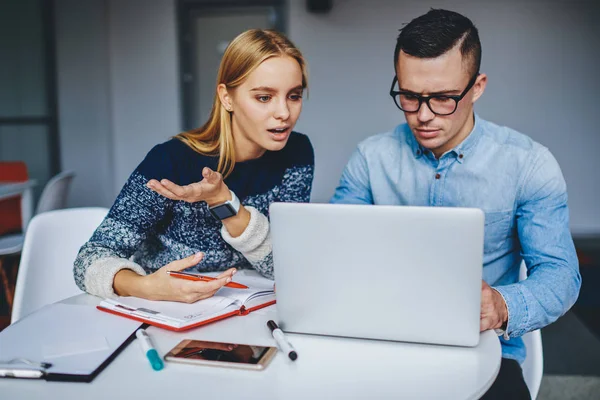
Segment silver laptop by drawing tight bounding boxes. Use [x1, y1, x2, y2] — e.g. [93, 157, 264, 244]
[270, 203, 484, 347]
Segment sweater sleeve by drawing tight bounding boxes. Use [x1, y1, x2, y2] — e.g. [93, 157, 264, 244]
[73, 143, 177, 298]
[221, 133, 314, 278]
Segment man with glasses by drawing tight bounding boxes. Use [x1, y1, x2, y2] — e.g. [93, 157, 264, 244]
[331, 9, 580, 399]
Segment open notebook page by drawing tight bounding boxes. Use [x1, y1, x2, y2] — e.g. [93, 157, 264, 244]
[102, 295, 237, 325]
[99, 270, 275, 329]
[205, 269, 275, 307]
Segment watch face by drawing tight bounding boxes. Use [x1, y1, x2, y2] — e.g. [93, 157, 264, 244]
[209, 203, 237, 220]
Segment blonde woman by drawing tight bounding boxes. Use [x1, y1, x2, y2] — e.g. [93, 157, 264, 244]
[74, 30, 313, 303]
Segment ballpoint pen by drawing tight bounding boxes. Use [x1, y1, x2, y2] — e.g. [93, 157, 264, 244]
[0, 358, 51, 378]
[167, 270, 249, 289]
[0, 367, 46, 379]
[267, 320, 298, 361]
[136, 329, 164, 371]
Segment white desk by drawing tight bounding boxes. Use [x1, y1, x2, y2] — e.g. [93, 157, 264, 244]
[0, 294, 501, 400]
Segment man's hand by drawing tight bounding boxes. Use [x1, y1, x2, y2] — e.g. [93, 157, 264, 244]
[480, 280, 508, 332]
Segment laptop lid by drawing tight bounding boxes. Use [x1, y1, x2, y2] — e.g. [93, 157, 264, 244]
[270, 203, 484, 347]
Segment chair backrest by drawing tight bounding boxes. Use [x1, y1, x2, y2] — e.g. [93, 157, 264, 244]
[0, 161, 29, 235]
[519, 261, 544, 399]
[35, 170, 76, 215]
[11, 207, 108, 323]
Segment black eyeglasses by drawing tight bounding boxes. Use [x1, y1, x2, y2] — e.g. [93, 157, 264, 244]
[389, 73, 479, 116]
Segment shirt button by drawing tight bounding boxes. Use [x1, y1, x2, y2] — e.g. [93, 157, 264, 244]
[416, 150, 421, 155]
[435, 173, 441, 179]
[458, 154, 464, 159]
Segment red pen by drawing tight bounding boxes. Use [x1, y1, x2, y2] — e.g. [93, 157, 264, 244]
[167, 271, 248, 289]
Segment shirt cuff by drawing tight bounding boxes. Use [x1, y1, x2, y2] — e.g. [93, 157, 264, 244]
[492, 284, 529, 338]
[84, 257, 147, 299]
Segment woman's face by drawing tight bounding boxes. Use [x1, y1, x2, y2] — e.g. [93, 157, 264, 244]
[223, 56, 304, 161]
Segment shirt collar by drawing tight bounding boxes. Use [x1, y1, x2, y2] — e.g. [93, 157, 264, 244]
[405, 113, 483, 163]
[452, 113, 483, 163]
[404, 124, 425, 159]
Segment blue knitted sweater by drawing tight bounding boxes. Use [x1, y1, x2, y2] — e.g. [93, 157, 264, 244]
[74, 132, 314, 295]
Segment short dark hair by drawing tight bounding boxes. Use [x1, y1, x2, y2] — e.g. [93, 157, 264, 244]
[394, 9, 481, 77]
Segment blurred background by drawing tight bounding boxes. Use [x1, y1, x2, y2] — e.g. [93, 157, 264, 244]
[0, 0, 599, 398]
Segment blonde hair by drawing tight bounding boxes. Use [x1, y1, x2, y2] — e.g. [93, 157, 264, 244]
[176, 29, 308, 178]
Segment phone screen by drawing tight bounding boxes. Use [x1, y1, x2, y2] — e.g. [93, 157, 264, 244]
[166, 340, 271, 365]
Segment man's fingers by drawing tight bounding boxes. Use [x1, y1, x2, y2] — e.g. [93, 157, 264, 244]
[480, 312, 502, 332]
[168, 252, 204, 272]
[480, 317, 491, 332]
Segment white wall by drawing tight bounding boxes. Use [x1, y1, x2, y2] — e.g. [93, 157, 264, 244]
[107, 0, 181, 187]
[55, 0, 114, 207]
[289, 0, 600, 234]
[55, 0, 180, 206]
[55, 0, 599, 234]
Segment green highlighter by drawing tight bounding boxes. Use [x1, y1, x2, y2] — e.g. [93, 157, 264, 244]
[136, 329, 164, 371]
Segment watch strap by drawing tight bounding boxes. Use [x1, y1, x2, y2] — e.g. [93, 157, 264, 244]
[228, 190, 241, 214]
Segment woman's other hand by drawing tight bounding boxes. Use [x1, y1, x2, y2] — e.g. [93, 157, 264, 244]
[114, 252, 236, 303]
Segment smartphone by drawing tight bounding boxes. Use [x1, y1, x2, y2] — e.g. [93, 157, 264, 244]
[164, 339, 277, 371]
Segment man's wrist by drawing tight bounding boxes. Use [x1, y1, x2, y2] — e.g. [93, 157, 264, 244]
[492, 287, 509, 329]
[498, 299, 508, 330]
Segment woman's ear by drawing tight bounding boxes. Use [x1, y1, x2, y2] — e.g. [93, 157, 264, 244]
[217, 84, 233, 112]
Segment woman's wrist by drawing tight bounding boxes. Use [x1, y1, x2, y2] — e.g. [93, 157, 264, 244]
[206, 184, 232, 207]
[113, 269, 147, 297]
[221, 204, 251, 238]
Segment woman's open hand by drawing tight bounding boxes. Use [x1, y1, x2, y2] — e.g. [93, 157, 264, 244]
[147, 167, 231, 206]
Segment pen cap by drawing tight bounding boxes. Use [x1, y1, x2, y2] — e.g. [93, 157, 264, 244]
[267, 320, 278, 332]
[146, 349, 164, 371]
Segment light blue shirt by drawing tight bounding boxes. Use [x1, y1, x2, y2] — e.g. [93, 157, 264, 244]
[330, 115, 581, 363]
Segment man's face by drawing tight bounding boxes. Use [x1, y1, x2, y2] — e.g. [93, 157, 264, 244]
[396, 46, 486, 158]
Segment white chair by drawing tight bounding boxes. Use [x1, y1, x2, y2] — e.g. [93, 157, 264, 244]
[0, 180, 36, 311]
[0, 171, 75, 261]
[519, 261, 543, 399]
[35, 170, 76, 215]
[0, 171, 75, 311]
[10, 207, 108, 323]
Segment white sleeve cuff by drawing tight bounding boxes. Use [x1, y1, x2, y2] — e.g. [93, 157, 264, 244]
[492, 287, 511, 340]
[84, 257, 147, 299]
[220, 206, 271, 263]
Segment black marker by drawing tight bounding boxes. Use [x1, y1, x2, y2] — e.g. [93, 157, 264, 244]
[267, 320, 298, 361]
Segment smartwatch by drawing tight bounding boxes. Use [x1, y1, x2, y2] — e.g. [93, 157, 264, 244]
[209, 190, 241, 220]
